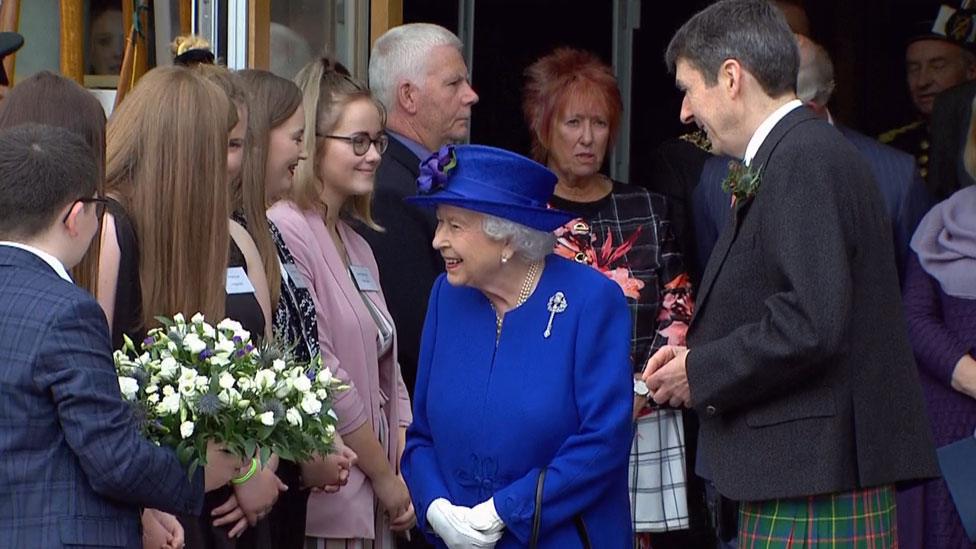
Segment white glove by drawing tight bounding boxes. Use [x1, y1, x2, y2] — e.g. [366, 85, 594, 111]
[468, 498, 505, 535]
[427, 498, 503, 549]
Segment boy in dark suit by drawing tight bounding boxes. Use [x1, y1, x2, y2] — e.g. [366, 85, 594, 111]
[0, 124, 237, 548]
[644, 1, 939, 545]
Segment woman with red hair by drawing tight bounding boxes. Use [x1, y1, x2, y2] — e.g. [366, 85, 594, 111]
[523, 47, 698, 548]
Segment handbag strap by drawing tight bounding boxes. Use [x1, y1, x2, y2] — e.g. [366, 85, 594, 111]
[528, 468, 592, 549]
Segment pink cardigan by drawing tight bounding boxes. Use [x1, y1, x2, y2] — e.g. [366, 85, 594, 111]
[269, 200, 412, 540]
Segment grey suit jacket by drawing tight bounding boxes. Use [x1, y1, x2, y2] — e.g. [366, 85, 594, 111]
[686, 107, 939, 501]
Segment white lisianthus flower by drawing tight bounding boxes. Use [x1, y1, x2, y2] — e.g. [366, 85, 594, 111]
[300, 395, 322, 415]
[217, 318, 243, 333]
[195, 375, 209, 391]
[180, 421, 195, 439]
[201, 323, 216, 339]
[145, 383, 158, 394]
[272, 359, 287, 372]
[136, 352, 151, 367]
[159, 357, 179, 379]
[237, 377, 253, 391]
[327, 409, 338, 420]
[293, 375, 312, 394]
[289, 366, 304, 379]
[167, 341, 178, 354]
[286, 408, 303, 427]
[147, 393, 160, 404]
[325, 424, 335, 437]
[190, 312, 205, 325]
[219, 372, 235, 390]
[316, 368, 333, 385]
[316, 389, 328, 400]
[242, 407, 255, 419]
[183, 333, 207, 355]
[254, 370, 276, 391]
[173, 313, 186, 324]
[162, 385, 176, 397]
[275, 378, 294, 399]
[259, 411, 275, 426]
[215, 339, 235, 357]
[237, 399, 251, 409]
[118, 377, 139, 400]
[158, 393, 181, 415]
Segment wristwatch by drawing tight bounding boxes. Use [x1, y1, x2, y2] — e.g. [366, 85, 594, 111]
[633, 379, 650, 398]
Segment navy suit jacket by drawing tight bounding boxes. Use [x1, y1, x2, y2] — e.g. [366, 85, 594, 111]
[693, 124, 933, 281]
[0, 246, 203, 548]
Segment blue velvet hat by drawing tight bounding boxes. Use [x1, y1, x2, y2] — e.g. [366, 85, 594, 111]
[405, 144, 575, 231]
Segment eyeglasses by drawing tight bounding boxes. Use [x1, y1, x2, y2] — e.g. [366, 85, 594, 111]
[318, 132, 389, 156]
[62, 196, 110, 223]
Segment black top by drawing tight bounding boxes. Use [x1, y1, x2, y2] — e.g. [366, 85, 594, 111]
[106, 197, 142, 349]
[226, 237, 266, 341]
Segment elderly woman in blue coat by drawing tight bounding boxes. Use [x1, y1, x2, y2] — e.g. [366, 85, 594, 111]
[400, 144, 633, 548]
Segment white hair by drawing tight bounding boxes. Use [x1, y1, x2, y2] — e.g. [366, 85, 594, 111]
[482, 214, 555, 261]
[796, 38, 835, 107]
[368, 23, 462, 113]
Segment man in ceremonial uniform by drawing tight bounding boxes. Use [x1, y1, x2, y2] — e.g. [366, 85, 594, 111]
[881, 3, 976, 180]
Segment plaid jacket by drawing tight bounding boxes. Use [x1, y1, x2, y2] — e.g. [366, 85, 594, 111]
[0, 246, 203, 548]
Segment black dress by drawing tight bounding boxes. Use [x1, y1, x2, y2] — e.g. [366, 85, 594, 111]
[236, 214, 319, 549]
[105, 198, 142, 348]
[182, 237, 269, 549]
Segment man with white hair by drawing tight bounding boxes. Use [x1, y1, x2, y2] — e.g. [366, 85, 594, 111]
[358, 24, 479, 400]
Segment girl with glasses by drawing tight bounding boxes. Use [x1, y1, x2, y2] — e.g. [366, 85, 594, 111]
[269, 55, 414, 548]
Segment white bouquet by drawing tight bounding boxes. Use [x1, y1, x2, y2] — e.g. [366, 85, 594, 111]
[114, 313, 345, 475]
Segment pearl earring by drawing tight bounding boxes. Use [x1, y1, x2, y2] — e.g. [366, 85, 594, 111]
[501, 255, 510, 264]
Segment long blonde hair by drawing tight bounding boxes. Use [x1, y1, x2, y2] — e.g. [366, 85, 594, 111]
[292, 55, 385, 229]
[105, 66, 236, 329]
[196, 65, 282, 309]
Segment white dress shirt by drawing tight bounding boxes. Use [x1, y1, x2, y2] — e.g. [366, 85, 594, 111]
[743, 99, 803, 167]
[0, 241, 73, 282]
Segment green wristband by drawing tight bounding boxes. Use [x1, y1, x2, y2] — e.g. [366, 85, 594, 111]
[232, 458, 258, 485]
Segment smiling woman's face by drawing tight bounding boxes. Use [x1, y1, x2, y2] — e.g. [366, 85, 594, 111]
[432, 204, 507, 290]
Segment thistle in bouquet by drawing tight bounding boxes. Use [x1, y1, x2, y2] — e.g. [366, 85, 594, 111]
[114, 313, 346, 477]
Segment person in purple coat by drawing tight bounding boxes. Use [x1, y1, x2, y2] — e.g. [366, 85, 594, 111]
[904, 181, 976, 548]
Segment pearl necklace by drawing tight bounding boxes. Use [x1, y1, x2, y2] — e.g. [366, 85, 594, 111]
[490, 260, 541, 343]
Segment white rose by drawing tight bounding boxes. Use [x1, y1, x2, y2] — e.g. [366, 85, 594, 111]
[258, 411, 275, 426]
[254, 370, 276, 391]
[217, 318, 243, 333]
[159, 357, 179, 379]
[190, 312, 205, 325]
[272, 359, 287, 372]
[219, 372, 235, 390]
[215, 339, 236, 357]
[275, 378, 294, 399]
[180, 420, 195, 439]
[316, 368, 333, 385]
[183, 333, 207, 355]
[285, 408, 303, 427]
[293, 375, 312, 394]
[157, 393, 181, 415]
[300, 395, 322, 415]
[118, 376, 139, 400]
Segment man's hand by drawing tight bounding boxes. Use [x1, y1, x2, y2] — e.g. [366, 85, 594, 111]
[643, 345, 692, 408]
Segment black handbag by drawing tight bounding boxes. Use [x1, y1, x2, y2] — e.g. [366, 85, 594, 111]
[528, 469, 592, 549]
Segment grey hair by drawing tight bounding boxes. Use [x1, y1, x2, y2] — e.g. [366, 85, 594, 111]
[796, 38, 835, 106]
[368, 23, 463, 113]
[482, 214, 555, 262]
[665, 0, 798, 97]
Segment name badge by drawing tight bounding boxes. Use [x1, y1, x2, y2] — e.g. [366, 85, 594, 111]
[226, 266, 256, 295]
[281, 262, 308, 290]
[349, 265, 380, 292]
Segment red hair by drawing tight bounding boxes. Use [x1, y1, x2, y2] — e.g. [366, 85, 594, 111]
[522, 47, 623, 163]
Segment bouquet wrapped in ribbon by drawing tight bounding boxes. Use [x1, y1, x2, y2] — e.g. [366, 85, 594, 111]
[114, 313, 345, 475]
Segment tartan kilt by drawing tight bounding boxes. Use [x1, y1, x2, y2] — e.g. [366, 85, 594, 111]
[738, 485, 898, 548]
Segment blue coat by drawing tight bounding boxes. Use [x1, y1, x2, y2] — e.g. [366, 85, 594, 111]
[0, 246, 204, 548]
[402, 255, 633, 548]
